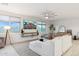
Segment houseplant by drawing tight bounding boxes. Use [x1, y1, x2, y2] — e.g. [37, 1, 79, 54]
[48, 24, 55, 39]
[49, 24, 55, 34]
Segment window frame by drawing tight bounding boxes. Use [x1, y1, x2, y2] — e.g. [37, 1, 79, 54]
[0, 15, 21, 33]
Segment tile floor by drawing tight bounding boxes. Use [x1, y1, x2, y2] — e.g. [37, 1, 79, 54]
[0, 40, 79, 56]
[0, 45, 19, 56]
[64, 40, 79, 56]
[13, 40, 79, 56]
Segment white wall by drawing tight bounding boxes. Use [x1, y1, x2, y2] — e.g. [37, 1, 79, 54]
[51, 18, 79, 35]
[1, 3, 79, 35]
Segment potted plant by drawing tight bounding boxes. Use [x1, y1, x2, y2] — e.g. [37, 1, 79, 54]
[49, 24, 55, 34]
[48, 24, 55, 40]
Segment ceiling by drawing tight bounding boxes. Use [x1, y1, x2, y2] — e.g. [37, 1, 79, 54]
[0, 3, 79, 20]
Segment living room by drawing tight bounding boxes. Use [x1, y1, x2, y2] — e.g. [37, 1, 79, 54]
[0, 3, 79, 56]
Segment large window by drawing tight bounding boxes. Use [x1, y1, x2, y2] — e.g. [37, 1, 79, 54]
[0, 15, 20, 33]
[36, 22, 46, 32]
[0, 22, 9, 33]
[9, 22, 20, 33]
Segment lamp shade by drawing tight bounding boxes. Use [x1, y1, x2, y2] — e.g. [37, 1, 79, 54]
[45, 16, 49, 19]
[4, 26, 11, 30]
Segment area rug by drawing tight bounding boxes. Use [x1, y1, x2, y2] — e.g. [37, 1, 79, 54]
[12, 42, 39, 56]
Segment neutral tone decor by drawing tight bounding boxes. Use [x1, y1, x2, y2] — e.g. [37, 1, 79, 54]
[29, 33, 72, 56]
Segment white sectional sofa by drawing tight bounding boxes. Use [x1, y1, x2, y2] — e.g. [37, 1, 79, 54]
[29, 34, 72, 56]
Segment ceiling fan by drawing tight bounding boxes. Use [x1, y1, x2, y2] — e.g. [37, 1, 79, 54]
[41, 10, 57, 20]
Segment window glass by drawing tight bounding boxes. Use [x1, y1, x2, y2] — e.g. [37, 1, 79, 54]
[0, 22, 9, 32]
[9, 22, 20, 33]
[0, 15, 20, 33]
